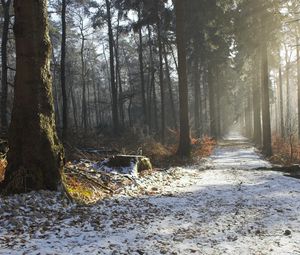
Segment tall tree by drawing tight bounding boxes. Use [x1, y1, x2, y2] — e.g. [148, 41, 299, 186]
[297, 35, 300, 140]
[105, 0, 119, 134]
[278, 56, 284, 138]
[137, 4, 147, 126]
[261, 40, 272, 156]
[0, 0, 11, 133]
[252, 56, 262, 145]
[156, 4, 165, 143]
[192, 40, 201, 137]
[0, 0, 64, 194]
[60, 0, 68, 139]
[175, 0, 191, 156]
[163, 43, 177, 129]
[77, 12, 88, 132]
[208, 65, 217, 138]
[284, 44, 291, 132]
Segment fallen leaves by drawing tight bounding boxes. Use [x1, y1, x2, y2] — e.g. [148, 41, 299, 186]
[193, 136, 216, 158]
[1, 134, 300, 254]
[0, 158, 7, 182]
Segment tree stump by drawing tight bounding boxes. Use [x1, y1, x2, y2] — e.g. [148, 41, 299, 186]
[99, 155, 152, 177]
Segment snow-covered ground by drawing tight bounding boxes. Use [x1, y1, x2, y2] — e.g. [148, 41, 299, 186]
[1, 133, 300, 255]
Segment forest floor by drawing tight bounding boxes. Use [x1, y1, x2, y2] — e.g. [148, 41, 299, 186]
[1, 133, 300, 255]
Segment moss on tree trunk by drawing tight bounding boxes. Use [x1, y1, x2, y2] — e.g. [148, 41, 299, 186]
[0, 0, 64, 194]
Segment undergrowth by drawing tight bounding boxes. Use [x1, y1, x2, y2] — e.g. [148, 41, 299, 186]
[61, 172, 105, 204]
[65, 129, 216, 168]
[0, 158, 7, 182]
[192, 135, 216, 158]
[0, 129, 216, 203]
[271, 134, 300, 166]
[0, 138, 7, 182]
[60, 131, 216, 203]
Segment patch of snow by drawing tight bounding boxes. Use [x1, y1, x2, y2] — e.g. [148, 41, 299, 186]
[222, 132, 248, 141]
[1, 134, 300, 254]
[94, 159, 138, 177]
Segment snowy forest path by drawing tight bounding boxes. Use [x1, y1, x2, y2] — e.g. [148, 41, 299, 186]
[207, 131, 271, 170]
[1, 132, 300, 254]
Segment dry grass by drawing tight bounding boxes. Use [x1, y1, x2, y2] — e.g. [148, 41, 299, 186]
[61, 171, 110, 204]
[193, 135, 217, 158]
[141, 139, 173, 166]
[0, 138, 8, 182]
[0, 158, 7, 182]
[271, 134, 300, 166]
[0, 130, 216, 203]
[65, 129, 216, 168]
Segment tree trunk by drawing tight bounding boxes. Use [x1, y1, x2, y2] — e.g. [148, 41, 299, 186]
[105, 0, 119, 135]
[278, 62, 284, 138]
[285, 44, 291, 132]
[92, 70, 99, 126]
[152, 78, 158, 133]
[203, 68, 209, 135]
[208, 66, 217, 138]
[192, 46, 201, 137]
[156, 5, 165, 143]
[245, 94, 252, 138]
[215, 71, 221, 138]
[199, 65, 204, 135]
[1, 0, 64, 194]
[115, 12, 124, 128]
[80, 30, 87, 132]
[60, 0, 68, 139]
[52, 63, 61, 128]
[252, 61, 262, 145]
[138, 6, 147, 126]
[297, 36, 300, 141]
[261, 42, 272, 156]
[87, 74, 92, 128]
[0, 0, 11, 133]
[70, 84, 78, 130]
[163, 43, 177, 129]
[147, 25, 158, 132]
[175, 0, 191, 156]
[166, 40, 178, 73]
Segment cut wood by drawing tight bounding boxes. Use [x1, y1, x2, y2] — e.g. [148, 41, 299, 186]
[98, 155, 152, 177]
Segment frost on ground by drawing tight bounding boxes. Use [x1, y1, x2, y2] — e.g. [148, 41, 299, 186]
[1, 133, 300, 255]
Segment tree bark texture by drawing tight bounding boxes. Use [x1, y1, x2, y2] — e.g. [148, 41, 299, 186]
[138, 6, 147, 126]
[175, 0, 191, 156]
[297, 36, 300, 140]
[208, 66, 217, 138]
[60, 0, 68, 139]
[278, 63, 284, 138]
[0, 0, 11, 133]
[252, 61, 262, 145]
[106, 0, 119, 135]
[1, 0, 64, 194]
[261, 42, 272, 156]
[157, 13, 165, 143]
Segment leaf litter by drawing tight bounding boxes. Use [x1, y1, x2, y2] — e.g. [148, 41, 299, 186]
[1, 133, 300, 254]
